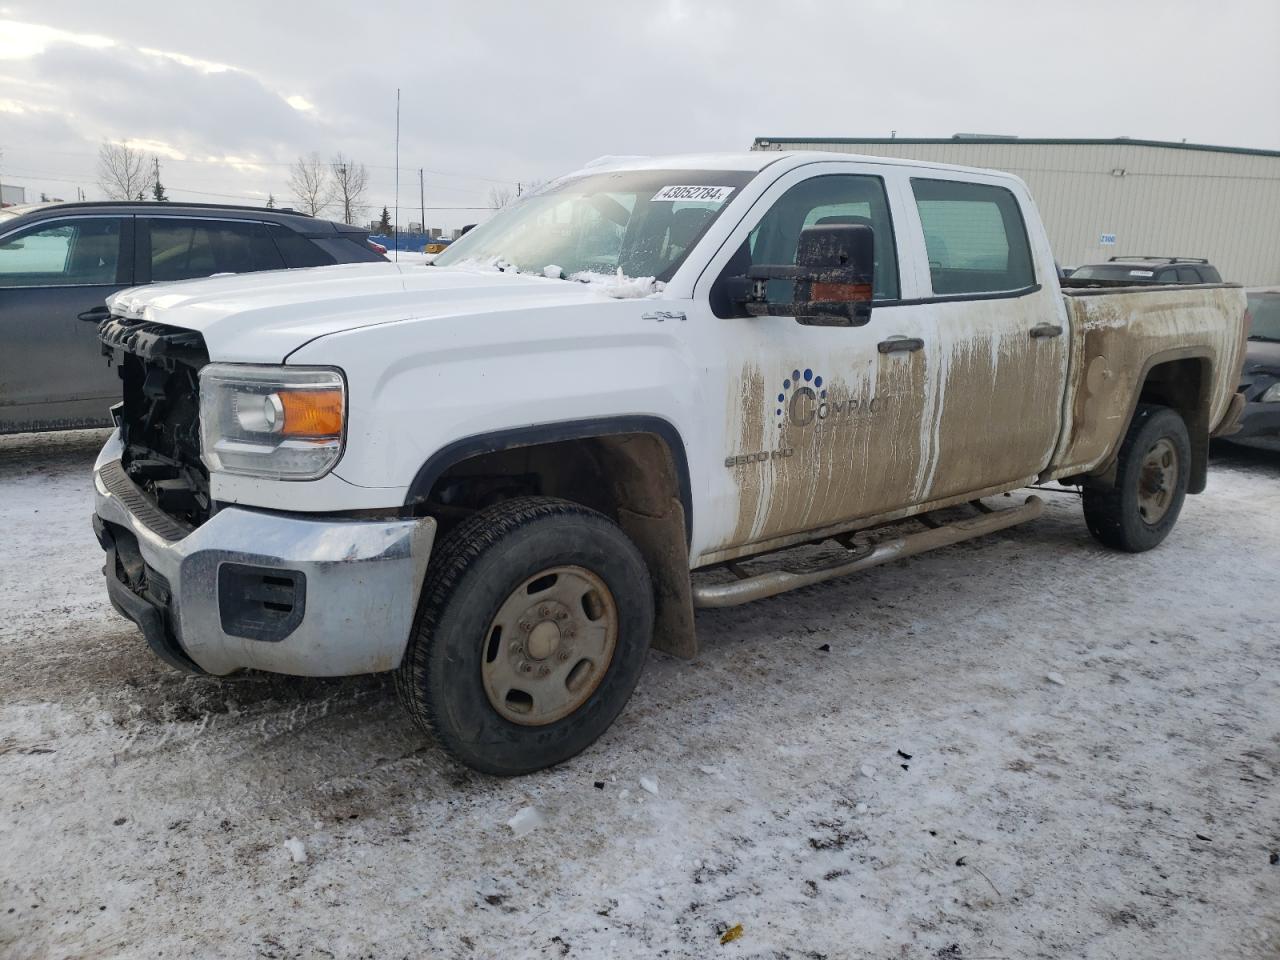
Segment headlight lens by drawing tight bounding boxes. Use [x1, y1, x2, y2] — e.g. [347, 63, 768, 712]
[1261, 382, 1280, 403]
[199, 364, 346, 480]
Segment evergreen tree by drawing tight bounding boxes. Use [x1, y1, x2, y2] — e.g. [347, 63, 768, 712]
[152, 178, 168, 202]
[377, 206, 392, 235]
[265, 193, 276, 209]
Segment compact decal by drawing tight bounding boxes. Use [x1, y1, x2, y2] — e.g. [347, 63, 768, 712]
[650, 185, 735, 203]
[776, 368, 881, 429]
[727, 366, 884, 468]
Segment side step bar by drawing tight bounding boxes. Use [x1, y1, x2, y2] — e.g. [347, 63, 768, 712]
[691, 496, 1044, 608]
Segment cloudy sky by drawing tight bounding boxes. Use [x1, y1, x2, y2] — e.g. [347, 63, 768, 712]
[1, 0, 1277, 229]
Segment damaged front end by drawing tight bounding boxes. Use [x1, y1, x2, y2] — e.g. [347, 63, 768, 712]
[99, 316, 212, 528]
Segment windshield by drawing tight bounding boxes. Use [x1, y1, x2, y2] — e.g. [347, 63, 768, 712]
[1248, 292, 1280, 341]
[433, 169, 755, 281]
[1071, 264, 1162, 281]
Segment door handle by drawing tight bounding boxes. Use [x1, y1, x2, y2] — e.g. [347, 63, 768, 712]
[877, 336, 924, 354]
[78, 306, 111, 323]
[1029, 323, 1063, 339]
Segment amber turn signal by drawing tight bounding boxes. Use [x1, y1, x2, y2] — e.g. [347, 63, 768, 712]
[278, 389, 344, 437]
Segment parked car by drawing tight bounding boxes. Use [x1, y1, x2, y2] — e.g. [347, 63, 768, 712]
[90, 152, 1247, 774]
[1223, 288, 1280, 451]
[0, 201, 388, 434]
[1069, 256, 1223, 286]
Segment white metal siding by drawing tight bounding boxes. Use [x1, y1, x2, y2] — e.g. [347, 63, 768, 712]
[756, 141, 1280, 285]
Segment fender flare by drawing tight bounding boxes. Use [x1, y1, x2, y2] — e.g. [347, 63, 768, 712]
[1097, 346, 1215, 494]
[404, 416, 693, 545]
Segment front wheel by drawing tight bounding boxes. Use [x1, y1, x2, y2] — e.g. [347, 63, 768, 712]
[1082, 403, 1191, 552]
[396, 497, 654, 775]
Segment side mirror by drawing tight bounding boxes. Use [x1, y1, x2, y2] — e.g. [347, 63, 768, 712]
[735, 223, 875, 326]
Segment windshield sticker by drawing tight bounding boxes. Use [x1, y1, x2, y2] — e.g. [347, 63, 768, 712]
[651, 185, 735, 203]
[1129, 270, 1155, 277]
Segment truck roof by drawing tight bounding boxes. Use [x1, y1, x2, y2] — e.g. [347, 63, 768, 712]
[567, 150, 1025, 183]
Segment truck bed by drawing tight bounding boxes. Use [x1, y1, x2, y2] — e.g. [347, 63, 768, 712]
[1049, 283, 1247, 481]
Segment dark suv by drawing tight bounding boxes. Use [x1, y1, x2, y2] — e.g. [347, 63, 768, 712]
[0, 202, 386, 433]
[1068, 256, 1223, 286]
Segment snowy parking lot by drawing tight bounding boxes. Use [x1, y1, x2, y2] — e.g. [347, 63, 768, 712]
[2, 429, 1278, 959]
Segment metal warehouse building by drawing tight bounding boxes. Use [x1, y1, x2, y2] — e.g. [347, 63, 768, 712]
[751, 136, 1280, 285]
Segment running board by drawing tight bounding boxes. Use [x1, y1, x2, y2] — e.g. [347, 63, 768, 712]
[691, 496, 1044, 608]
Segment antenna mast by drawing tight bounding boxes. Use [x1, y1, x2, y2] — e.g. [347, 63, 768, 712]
[394, 87, 401, 263]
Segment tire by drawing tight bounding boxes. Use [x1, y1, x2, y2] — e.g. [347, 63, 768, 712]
[1082, 403, 1191, 552]
[396, 496, 654, 775]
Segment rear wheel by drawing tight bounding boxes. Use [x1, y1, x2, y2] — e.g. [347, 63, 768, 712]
[396, 496, 653, 775]
[1082, 404, 1191, 552]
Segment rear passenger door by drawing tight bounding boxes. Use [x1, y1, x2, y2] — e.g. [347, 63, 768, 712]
[138, 217, 285, 283]
[903, 175, 1069, 501]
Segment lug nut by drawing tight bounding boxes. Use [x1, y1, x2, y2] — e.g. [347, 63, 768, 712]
[511, 643, 523, 655]
[557, 649, 570, 662]
[555, 610, 567, 621]
[519, 620, 533, 632]
[520, 661, 533, 674]
[538, 606, 550, 618]
[538, 665, 550, 677]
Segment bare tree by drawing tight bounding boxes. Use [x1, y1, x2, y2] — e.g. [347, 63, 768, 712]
[329, 153, 370, 226]
[488, 185, 515, 209]
[97, 141, 154, 200]
[288, 152, 332, 216]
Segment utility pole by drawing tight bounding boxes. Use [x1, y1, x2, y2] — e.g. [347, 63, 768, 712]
[516, 181, 522, 198]
[418, 168, 425, 239]
[154, 156, 161, 193]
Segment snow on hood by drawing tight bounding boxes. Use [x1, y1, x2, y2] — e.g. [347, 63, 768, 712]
[106, 261, 665, 363]
[448, 256, 665, 299]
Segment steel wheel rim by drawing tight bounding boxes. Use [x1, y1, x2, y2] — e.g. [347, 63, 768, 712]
[480, 565, 619, 726]
[1137, 437, 1178, 525]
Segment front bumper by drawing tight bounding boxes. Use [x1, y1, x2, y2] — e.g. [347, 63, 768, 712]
[92, 432, 436, 677]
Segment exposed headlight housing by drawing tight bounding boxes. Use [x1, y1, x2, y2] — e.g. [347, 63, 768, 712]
[199, 364, 346, 480]
[1261, 381, 1280, 403]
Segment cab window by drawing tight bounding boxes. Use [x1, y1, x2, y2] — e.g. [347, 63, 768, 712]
[911, 179, 1035, 295]
[0, 218, 125, 288]
[712, 174, 898, 317]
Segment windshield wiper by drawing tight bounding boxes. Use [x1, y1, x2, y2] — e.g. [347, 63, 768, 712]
[1248, 334, 1280, 342]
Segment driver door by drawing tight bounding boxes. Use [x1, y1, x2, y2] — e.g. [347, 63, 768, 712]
[690, 163, 937, 560]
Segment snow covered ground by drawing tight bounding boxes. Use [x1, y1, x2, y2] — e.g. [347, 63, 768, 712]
[1, 430, 1277, 959]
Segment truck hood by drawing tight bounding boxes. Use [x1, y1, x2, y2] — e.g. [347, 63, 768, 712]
[106, 262, 659, 362]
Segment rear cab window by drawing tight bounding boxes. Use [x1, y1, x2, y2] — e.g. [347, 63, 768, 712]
[910, 179, 1035, 296]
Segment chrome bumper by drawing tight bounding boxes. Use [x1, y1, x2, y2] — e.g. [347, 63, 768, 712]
[92, 432, 436, 677]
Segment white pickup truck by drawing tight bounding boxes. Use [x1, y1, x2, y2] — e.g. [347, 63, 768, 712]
[92, 152, 1247, 774]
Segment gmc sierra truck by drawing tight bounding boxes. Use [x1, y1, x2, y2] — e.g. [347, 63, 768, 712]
[91, 152, 1248, 775]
